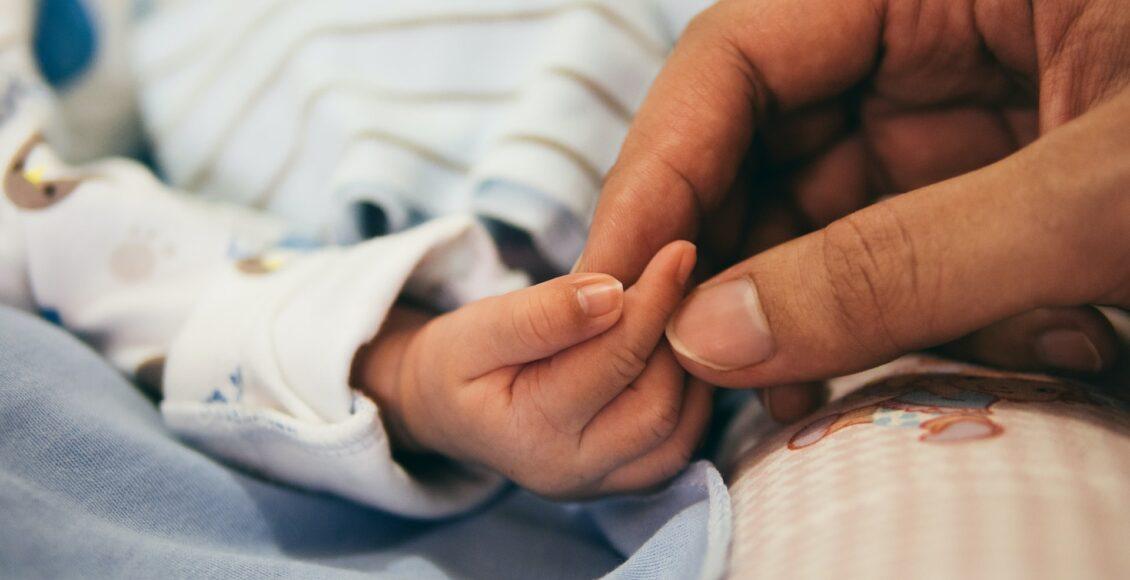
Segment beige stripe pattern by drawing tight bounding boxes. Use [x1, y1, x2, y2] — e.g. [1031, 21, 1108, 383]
[143, 1, 664, 86]
[203, 82, 514, 204]
[138, 0, 301, 82]
[545, 65, 633, 123]
[496, 133, 604, 187]
[343, 128, 470, 175]
[192, 67, 633, 205]
[150, 1, 665, 138]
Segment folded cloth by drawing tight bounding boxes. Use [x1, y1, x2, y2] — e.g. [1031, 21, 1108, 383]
[128, 0, 708, 272]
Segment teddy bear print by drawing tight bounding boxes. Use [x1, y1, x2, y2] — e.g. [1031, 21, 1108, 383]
[4, 133, 81, 210]
[788, 374, 1095, 450]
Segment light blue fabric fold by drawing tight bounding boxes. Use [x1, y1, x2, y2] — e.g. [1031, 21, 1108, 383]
[0, 306, 730, 579]
[591, 462, 731, 580]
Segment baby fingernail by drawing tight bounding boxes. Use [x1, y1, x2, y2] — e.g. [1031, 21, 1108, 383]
[1036, 329, 1104, 373]
[667, 277, 774, 371]
[577, 277, 624, 317]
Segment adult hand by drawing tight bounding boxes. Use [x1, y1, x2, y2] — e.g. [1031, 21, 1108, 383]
[576, 0, 1130, 419]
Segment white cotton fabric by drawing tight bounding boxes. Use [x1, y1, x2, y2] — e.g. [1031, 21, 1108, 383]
[130, 0, 685, 270]
[162, 217, 521, 517]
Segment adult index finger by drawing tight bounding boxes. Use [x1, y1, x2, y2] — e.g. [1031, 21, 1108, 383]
[575, 0, 884, 283]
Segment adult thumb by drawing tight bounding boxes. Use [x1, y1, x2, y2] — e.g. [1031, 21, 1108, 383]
[665, 92, 1130, 388]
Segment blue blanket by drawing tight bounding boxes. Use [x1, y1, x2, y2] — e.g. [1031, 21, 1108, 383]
[0, 306, 730, 579]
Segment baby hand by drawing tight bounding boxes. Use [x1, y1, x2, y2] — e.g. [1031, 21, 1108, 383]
[355, 242, 711, 498]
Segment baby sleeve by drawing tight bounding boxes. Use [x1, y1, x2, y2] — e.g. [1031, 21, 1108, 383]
[160, 216, 521, 517]
[0, 18, 519, 515]
[0, 119, 518, 516]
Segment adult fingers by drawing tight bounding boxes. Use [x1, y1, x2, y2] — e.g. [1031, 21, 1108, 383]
[940, 306, 1119, 374]
[789, 136, 874, 228]
[861, 102, 1032, 195]
[575, 0, 884, 283]
[761, 382, 827, 423]
[665, 89, 1130, 388]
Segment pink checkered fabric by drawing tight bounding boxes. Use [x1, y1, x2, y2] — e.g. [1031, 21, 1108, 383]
[726, 357, 1130, 579]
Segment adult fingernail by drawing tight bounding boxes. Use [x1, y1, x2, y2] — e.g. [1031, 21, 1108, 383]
[1036, 329, 1104, 373]
[576, 277, 624, 318]
[666, 277, 774, 371]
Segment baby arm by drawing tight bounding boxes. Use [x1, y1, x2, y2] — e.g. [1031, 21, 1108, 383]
[354, 242, 714, 498]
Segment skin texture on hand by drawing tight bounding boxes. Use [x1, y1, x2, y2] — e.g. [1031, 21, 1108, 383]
[354, 242, 714, 499]
[576, 0, 1130, 418]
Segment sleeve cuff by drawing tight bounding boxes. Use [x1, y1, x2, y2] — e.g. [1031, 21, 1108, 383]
[161, 215, 524, 518]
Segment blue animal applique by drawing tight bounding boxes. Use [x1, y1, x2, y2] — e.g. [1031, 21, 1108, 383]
[34, 0, 98, 90]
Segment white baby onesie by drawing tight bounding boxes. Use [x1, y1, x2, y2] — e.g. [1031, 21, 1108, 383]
[1, 0, 528, 518]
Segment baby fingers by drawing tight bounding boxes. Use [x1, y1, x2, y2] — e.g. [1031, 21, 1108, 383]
[592, 379, 714, 495]
[576, 344, 688, 474]
[438, 272, 627, 379]
[513, 241, 696, 434]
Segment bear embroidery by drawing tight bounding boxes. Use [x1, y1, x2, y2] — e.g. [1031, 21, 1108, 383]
[4, 133, 81, 210]
[788, 374, 1094, 450]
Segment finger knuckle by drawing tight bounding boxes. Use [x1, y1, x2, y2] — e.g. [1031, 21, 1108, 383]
[637, 393, 681, 446]
[607, 344, 650, 384]
[511, 293, 558, 352]
[821, 206, 926, 353]
[513, 365, 576, 438]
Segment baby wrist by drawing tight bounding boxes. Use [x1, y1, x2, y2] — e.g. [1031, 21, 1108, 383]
[352, 306, 433, 455]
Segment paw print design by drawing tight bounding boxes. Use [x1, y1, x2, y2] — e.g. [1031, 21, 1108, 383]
[4, 133, 82, 210]
[108, 227, 176, 284]
[789, 374, 1094, 450]
[205, 366, 245, 404]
